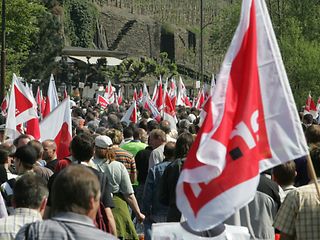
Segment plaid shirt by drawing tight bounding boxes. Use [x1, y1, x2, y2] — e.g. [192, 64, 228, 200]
[113, 146, 137, 182]
[0, 208, 42, 240]
[273, 183, 320, 240]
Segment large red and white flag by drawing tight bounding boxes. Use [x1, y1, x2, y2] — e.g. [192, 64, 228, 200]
[5, 74, 38, 139]
[304, 92, 318, 119]
[43, 74, 59, 118]
[163, 92, 177, 130]
[40, 98, 72, 160]
[121, 101, 137, 125]
[176, 0, 308, 231]
[97, 95, 109, 109]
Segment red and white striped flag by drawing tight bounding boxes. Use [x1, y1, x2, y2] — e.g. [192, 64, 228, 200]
[5, 74, 38, 139]
[40, 98, 72, 160]
[43, 74, 59, 118]
[176, 0, 308, 231]
[121, 101, 137, 125]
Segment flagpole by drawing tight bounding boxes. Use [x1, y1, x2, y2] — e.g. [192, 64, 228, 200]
[306, 154, 320, 199]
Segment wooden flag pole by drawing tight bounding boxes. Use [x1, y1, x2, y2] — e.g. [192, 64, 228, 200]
[306, 154, 320, 199]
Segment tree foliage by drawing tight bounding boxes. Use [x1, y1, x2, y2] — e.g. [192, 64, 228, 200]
[1, 0, 46, 83]
[208, 0, 320, 107]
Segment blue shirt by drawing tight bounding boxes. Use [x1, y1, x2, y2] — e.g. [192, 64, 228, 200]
[142, 161, 170, 219]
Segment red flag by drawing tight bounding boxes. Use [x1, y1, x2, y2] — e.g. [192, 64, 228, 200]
[195, 90, 205, 110]
[97, 95, 109, 109]
[5, 74, 38, 139]
[304, 92, 318, 119]
[43, 74, 59, 118]
[133, 88, 138, 101]
[118, 88, 123, 105]
[156, 81, 163, 111]
[104, 80, 115, 103]
[176, 0, 308, 231]
[63, 89, 68, 99]
[40, 98, 72, 159]
[36, 86, 41, 106]
[1, 93, 9, 116]
[121, 101, 137, 125]
[26, 118, 40, 140]
[163, 92, 177, 130]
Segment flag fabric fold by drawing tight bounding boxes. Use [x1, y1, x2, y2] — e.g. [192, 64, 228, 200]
[97, 95, 109, 109]
[5, 74, 38, 139]
[43, 74, 59, 118]
[121, 101, 137, 125]
[40, 98, 72, 160]
[176, 0, 308, 231]
[163, 92, 177, 130]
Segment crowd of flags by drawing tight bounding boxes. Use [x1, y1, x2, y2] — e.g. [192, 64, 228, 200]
[0, 0, 319, 232]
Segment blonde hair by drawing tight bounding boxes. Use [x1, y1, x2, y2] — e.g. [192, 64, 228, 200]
[105, 129, 123, 145]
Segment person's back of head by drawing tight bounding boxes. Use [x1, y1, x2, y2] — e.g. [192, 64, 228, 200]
[133, 128, 147, 143]
[160, 120, 171, 134]
[305, 124, 320, 145]
[149, 129, 166, 149]
[105, 128, 123, 145]
[164, 142, 176, 161]
[123, 127, 134, 139]
[72, 107, 83, 118]
[176, 132, 194, 159]
[14, 145, 37, 173]
[28, 140, 44, 161]
[70, 133, 94, 163]
[13, 134, 32, 148]
[51, 165, 100, 218]
[272, 161, 296, 187]
[13, 173, 48, 211]
[147, 120, 159, 133]
[138, 119, 148, 132]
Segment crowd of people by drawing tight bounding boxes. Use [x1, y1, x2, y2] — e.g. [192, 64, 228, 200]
[0, 98, 319, 240]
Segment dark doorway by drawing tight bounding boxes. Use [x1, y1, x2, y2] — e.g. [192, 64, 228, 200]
[160, 28, 175, 61]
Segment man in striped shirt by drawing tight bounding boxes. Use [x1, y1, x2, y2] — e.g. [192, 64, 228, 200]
[0, 173, 48, 240]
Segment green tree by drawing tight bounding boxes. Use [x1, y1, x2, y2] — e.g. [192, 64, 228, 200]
[1, 0, 46, 83]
